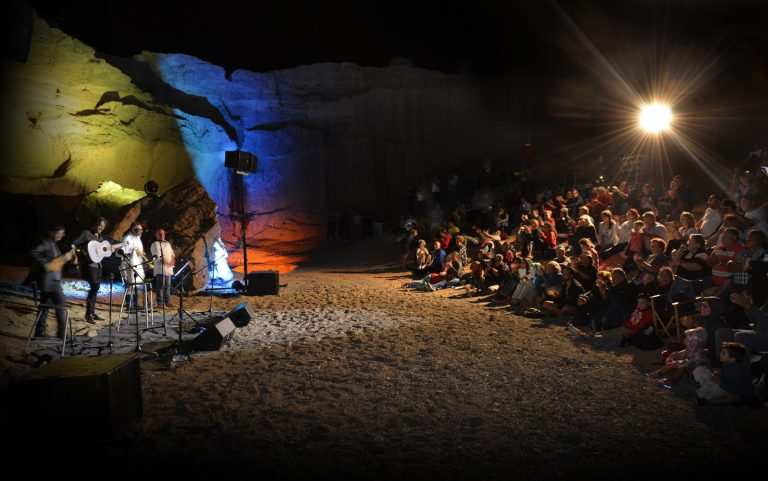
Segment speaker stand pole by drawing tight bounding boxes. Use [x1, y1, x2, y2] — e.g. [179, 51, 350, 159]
[239, 172, 249, 290]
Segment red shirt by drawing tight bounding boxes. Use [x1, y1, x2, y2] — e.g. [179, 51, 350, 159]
[623, 307, 653, 337]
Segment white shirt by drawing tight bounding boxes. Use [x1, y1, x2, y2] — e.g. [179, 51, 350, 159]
[122, 233, 144, 257]
[745, 208, 768, 236]
[618, 220, 634, 244]
[699, 207, 722, 238]
[151, 240, 175, 276]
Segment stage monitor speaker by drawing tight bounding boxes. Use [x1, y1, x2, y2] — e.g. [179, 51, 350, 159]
[8, 353, 142, 439]
[245, 270, 279, 296]
[224, 150, 258, 174]
[225, 301, 255, 327]
[190, 317, 236, 351]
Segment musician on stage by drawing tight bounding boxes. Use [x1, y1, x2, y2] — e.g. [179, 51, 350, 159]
[150, 227, 175, 307]
[29, 223, 74, 338]
[72, 217, 107, 323]
[120, 222, 147, 310]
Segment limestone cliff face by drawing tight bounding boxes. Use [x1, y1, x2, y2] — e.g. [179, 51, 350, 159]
[1, 14, 552, 272]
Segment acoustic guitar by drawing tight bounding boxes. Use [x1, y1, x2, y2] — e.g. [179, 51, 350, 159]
[87, 240, 128, 263]
[45, 245, 76, 273]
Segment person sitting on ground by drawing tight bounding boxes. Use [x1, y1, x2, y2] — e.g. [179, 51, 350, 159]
[587, 186, 614, 216]
[633, 237, 670, 279]
[579, 293, 654, 348]
[728, 229, 767, 297]
[553, 245, 571, 270]
[454, 235, 468, 267]
[542, 265, 584, 317]
[671, 233, 711, 281]
[510, 257, 540, 307]
[715, 290, 768, 355]
[438, 227, 453, 254]
[400, 227, 420, 269]
[413, 239, 432, 277]
[535, 221, 557, 260]
[597, 209, 620, 256]
[571, 215, 598, 257]
[555, 207, 575, 244]
[622, 220, 647, 272]
[482, 254, 509, 290]
[648, 321, 709, 386]
[578, 238, 601, 270]
[640, 211, 668, 252]
[571, 251, 598, 292]
[600, 267, 637, 331]
[705, 212, 741, 247]
[696, 194, 723, 239]
[534, 261, 564, 307]
[637, 183, 656, 212]
[694, 342, 755, 407]
[429, 240, 447, 274]
[737, 194, 768, 237]
[697, 296, 731, 363]
[706, 227, 743, 296]
[604, 208, 639, 260]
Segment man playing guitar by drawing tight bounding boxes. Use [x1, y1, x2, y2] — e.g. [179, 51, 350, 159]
[72, 217, 108, 324]
[29, 223, 75, 338]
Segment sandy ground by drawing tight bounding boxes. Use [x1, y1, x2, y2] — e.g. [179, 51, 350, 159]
[1, 235, 767, 479]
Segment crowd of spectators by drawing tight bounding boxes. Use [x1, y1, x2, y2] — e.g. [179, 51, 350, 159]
[397, 158, 768, 408]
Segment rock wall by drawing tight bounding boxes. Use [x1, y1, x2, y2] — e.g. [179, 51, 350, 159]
[1, 14, 557, 272]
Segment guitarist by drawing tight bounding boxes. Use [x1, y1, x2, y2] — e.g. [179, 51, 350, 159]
[72, 217, 107, 324]
[29, 222, 74, 338]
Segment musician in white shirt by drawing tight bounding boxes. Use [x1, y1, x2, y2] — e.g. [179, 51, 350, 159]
[121, 222, 146, 286]
[150, 227, 175, 307]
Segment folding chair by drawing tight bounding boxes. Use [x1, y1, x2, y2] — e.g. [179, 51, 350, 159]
[651, 278, 703, 342]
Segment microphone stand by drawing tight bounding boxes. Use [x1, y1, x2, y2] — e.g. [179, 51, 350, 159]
[118, 256, 153, 353]
[168, 260, 194, 363]
[107, 272, 114, 354]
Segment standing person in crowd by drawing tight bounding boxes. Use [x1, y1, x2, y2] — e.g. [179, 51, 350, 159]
[71, 216, 107, 324]
[150, 227, 175, 308]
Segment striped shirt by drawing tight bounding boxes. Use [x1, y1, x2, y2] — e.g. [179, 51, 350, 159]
[710, 242, 744, 286]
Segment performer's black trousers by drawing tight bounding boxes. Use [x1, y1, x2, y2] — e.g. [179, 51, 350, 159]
[82, 264, 101, 318]
[36, 281, 67, 338]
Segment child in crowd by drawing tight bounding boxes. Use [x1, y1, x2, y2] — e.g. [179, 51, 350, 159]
[647, 324, 708, 385]
[569, 294, 654, 348]
[693, 342, 755, 406]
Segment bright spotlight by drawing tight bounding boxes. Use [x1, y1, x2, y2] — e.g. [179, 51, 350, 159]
[639, 103, 672, 133]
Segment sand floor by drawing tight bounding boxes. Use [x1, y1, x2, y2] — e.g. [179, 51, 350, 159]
[1, 235, 766, 479]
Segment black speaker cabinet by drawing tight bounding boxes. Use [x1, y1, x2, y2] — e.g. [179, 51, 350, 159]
[225, 301, 255, 327]
[245, 270, 279, 296]
[190, 317, 236, 351]
[8, 353, 142, 439]
[224, 150, 258, 173]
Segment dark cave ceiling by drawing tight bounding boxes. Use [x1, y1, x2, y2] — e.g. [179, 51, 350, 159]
[24, 0, 768, 78]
